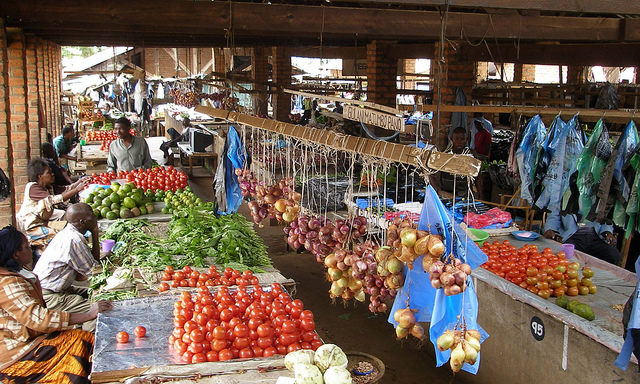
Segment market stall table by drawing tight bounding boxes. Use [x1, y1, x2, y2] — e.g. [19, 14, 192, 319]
[78, 144, 109, 163]
[177, 142, 217, 177]
[471, 235, 637, 383]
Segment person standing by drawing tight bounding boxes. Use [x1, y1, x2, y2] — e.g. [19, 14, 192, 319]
[470, 112, 493, 151]
[33, 203, 101, 331]
[106, 116, 153, 173]
[471, 119, 492, 160]
[53, 125, 77, 162]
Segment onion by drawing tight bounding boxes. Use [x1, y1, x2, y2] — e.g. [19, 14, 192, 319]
[290, 220, 299, 229]
[336, 277, 348, 288]
[465, 335, 481, 352]
[465, 330, 481, 342]
[377, 303, 387, 312]
[450, 343, 465, 373]
[354, 289, 366, 302]
[439, 272, 454, 286]
[400, 228, 418, 248]
[368, 286, 380, 297]
[348, 278, 363, 291]
[340, 225, 350, 234]
[454, 270, 467, 286]
[293, 240, 301, 249]
[282, 212, 295, 222]
[446, 284, 462, 296]
[413, 236, 429, 255]
[431, 278, 443, 289]
[394, 308, 415, 328]
[367, 262, 377, 274]
[259, 208, 268, 218]
[309, 219, 321, 230]
[324, 254, 338, 268]
[463, 341, 478, 365]
[410, 324, 425, 340]
[427, 235, 445, 257]
[386, 257, 403, 274]
[330, 282, 344, 297]
[460, 263, 472, 276]
[307, 231, 318, 239]
[234, 168, 243, 176]
[291, 191, 302, 201]
[437, 331, 455, 351]
[274, 199, 287, 213]
[395, 326, 409, 339]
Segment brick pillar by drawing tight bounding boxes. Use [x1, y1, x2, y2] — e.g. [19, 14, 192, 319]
[513, 63, 523, 83]
[476, 62, 489, 83]
[432, 41, 476, 149]
[272, 47, 291, 121]
[35, 38, 47, 142]
[251, 47, 269, 117]
[366, 40, 398, 108]
[7, 30, 30, 213]
[522, 64, 536, 82]
[51, 43, 61, 133]
[0, 19, 15, 226]
[567, 65, 585, 84]
[25, 36, 40, 159]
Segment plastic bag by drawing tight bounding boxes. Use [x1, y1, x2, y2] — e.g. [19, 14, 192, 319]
[301, 176, 351, 212]
[612, 121, 639, 227]
[577, 119, 612, 219]
[220, 126, 245, 215]
[516, 115, 547, 205]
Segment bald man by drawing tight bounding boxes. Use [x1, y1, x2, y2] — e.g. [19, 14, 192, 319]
[33, 203, 101, 331]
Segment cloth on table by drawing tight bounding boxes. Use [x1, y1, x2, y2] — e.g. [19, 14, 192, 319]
[0, 329, 94, 384]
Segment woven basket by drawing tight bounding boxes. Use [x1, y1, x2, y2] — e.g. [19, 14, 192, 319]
[346, 351, 385, 384]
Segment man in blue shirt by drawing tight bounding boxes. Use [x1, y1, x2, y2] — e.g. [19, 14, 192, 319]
[543, 212, 621, 264]
[53, 126, 76, 161]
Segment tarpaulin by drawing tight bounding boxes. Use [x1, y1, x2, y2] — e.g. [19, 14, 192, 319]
[388, 185, 488, 374]
[516, 115, 547, 205]
[219, 126, 245, 215]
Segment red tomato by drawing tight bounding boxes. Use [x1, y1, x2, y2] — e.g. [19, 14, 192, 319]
[276, 344, 287, 355]
[239, 348, 253, 359]
[206, 350, 218, 362]
[282, 321, 297, 334]
[299, 310, 314, 320]
[116, 331, 129, 343]
[311, 340, 323, 350]
[263, 346, 277, 357]
[287, 343, 302, 353]
[257, 323, 274, 338]
[219, 309, 233, 322]
[234, 324, 250, 338]
[190, 329, 205, 343]
[233, 337, 250, 349]
[218, 349, 233, 361]
[212, 339, 228, 352]
[192, 352, 207, 363]
[213, 326, 226, 340]
[278, 333, 298, 346]
[257, 337, 273, 349]
[182, 351, 194, 363]
[158, 282, 170, 292]
[134, 326, 146, 338]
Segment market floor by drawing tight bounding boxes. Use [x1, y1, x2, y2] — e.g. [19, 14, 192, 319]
[188, 177, 474, 384]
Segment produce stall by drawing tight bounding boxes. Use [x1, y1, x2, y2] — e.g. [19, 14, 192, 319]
[473, 236, 637, 383]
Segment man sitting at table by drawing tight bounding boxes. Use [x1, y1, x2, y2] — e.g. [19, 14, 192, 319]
[33, 203, 101, 331]
[159, 117, 195, 160]
[53, 125, 77, 162]
[543, 212, 621, 265]
[107, 116, 153, 173]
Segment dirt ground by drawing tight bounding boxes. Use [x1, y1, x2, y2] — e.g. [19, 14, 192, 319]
[189, 177, 474, 384]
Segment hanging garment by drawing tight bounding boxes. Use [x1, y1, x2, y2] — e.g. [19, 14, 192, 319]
[614, 257, 640, 371]
[134, 81, 143, 115]
[449, 87, 468, 138]
[516, 115, 547, 205]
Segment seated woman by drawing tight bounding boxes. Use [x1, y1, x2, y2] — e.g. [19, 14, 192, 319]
[0, 226, 112, 383]
[16, 159, 89, 250]
[41, 142, 73, 189]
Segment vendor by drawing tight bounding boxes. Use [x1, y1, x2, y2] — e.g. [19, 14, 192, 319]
[160, 117, 194, 159]
[53, 125, 77, 162]
[543, 212, 621, 265]
[33, 203, 100, 331]
[0, 226, 112, 383]
[16, 159, 89, 251]
[470, 112, 493, 150]
[436, 127, 470, 196]
[41, 142, 73, 190]
[471, 119, 492, 160]
[107, 116, 153, 173]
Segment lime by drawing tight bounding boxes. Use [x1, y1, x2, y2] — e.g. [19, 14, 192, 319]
[105, 211, 117, 220]
[103, 188, 113, 196]
[139, 205, 147, 215]
[123, 197, 136, 209]
[111, 182, 121, 192]
[132, 192, 144, 206]
[93, 208, 101, 218]
[100, 207, 110, 218]
[121, 184, 132, 194]
[109, 193, 121, 204]
[185, 186, 192, 192]
[161, 207, 169, 214]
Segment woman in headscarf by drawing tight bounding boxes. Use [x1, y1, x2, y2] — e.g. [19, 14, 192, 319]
[16, 159, 89, 250]
[0, 226, 111, 383]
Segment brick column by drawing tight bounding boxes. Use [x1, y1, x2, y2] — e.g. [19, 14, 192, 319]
[476, 62, 489, 83]
[0, 19, 15, 226]
[7, 30, 30, 213]
[251, 47, 269, 117]
[432, 41, 476, 149]
[513, 63, 523, 83]
[35, 38, 47, 142]
[214, 48, 226, 74]
[51, 43, 61, 133]
[567, 66, 585, 84]
[272, 47, 291, 122]
[522, 64, 536, 82]
[366, 40, 397, 107]
[25, 36, 40, 158]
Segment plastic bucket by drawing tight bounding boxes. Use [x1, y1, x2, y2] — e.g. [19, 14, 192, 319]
[101, 239, 115, 253]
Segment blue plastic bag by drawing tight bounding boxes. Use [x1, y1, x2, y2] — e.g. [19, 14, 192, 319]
[516, 115, 547, 205]
[388, 185, 488, 374]
[613, 121, 639, 227]
[220, 126, 245, 215]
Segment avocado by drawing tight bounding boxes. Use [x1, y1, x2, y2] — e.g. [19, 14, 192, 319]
[555, 296, 569, 309]
[572, 303, 595, 321]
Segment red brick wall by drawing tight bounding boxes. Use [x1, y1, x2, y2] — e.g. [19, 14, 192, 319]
[0, 20, 61, 227]
[431, 41, 476, 148]
[272, 47, 291, 122]
[366, 40, 398, 108]
[143, 48, 215, 78]
[522, 64, 536, 82]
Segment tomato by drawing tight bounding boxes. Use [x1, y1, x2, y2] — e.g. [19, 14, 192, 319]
[191, 352, 207, 363]
[234, 324, 250, 338]
[282, 321, 297, 334]
[263, 346, 277, 357]
[276, 344, 287, 355]
[182, 351, 194, 364]
[116, 331, 129, 343]
[300, 319, 315, 331]
[213, 326, 226, 340]
[174, 340, 188, 354]
[287, 343, 302, 353]
[188, 342, 204, 354]
[301, 331, 316, 343]
[184, 321, 198, 333]
[311, 340, 323, 350]
[205, 351, 218, 362]
[278, 333, 298, 346]
[194, 313, 208, 327]
[134, 326, 146, 338]
[219, 309, 233, 322]
[233, 337, 250, 349]
[299, 310, 314, 320]
[212, 339, 228, 352]
[218, 349, 233, 361]
[257, 337, 273, 349]
[165, 265, 175, 274]
[257, 324, 274, 338]
[252, 346, 264, 357]
[190, 328, 205, 343]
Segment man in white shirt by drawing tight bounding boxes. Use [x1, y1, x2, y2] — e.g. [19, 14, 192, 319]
[33, 203, 100, 330]
[107, 116, 153, 172]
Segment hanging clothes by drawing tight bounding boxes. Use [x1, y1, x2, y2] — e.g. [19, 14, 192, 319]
[449, 88, 468, 138]
[612, 121, 639, 228]
[614, 257, 640, 371]
[134, 81, 143, 115]
[624, 150, 640, 238]
[516, 115, 547, 205]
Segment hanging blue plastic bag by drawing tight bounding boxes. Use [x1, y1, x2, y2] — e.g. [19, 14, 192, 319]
[577, 119, 612, 219]
[613, 121, 639, 227]
[220, 126, 245, 215]
[516, 115, 547, 205]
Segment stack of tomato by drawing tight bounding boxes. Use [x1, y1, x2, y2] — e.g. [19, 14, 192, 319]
[86, 129, 136, 142]
[169, 282, 322, 363]
[157, 266, 260, 292]
[481, 241, 597, 299]
[89, 166, 188, 192]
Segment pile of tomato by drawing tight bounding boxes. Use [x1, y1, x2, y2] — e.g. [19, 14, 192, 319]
[86, 129, 136, 142]
[480, 241, 596, 299]
[169, 282, 322, 364]
[89, 166, 188, 192]
[158, 266, 260, 292]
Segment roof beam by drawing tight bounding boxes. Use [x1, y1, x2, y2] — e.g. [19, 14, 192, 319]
[0, 1, 633, 46]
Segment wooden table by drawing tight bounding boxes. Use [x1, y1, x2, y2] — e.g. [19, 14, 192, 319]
[176, 142, 217, 177]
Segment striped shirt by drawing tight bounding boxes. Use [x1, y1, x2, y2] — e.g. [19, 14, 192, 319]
[33, 225, 96, 292]
[0, 268, 71, 370]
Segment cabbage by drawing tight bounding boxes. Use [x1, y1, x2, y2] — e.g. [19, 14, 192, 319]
[293, 363, 324, 384]
[285, 350, 315, 371]
[324, 366, 352, 384]
[313, 344, 348, 373]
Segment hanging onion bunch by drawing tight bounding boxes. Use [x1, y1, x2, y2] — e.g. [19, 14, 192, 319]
[393, 307, 425, 341]
[385, 217, 415, 248]
[330, 216, 368, 245]
[247, 200, 270, 226]
[235, 168, 258, 198]
[436, 328, 482, 372]
[428, 258, 472, 296]
[368, 246, 404, 313]
[324, 250, 366, 303]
